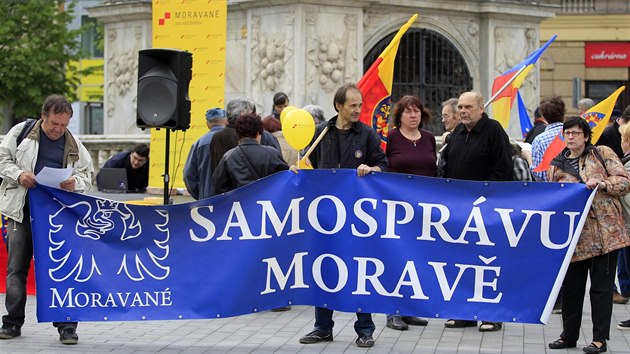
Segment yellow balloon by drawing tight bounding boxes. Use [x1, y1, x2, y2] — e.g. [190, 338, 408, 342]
[279, 105, 297, 127]
[283, 109, 315, 150]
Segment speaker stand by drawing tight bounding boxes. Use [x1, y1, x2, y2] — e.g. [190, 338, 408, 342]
[163, 129, 172, 205]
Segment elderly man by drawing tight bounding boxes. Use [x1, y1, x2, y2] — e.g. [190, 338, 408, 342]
[303, 104, 326, 125]
[184, 108, 227, 200]
[442, 91, 512, 332]
[295, 83, 388, 348]
[577, 98, 595, 115]
[0, 95, 93, 344]
[209, 98, 280, 174]
[436, 98, 459, 177]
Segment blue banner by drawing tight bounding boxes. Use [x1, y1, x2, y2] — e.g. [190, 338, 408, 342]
[29, 170, 594, 324]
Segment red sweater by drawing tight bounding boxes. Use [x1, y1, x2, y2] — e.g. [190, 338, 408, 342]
[386, 128, 437, 176]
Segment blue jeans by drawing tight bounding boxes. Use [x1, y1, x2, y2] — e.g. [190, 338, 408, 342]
[314, 307, 374, 336]
[618, 247, 630, 294]
[3, 209, 76, 331]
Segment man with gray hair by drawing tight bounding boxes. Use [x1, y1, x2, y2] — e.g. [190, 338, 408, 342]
[577, 98, 595, 114]
[442, 91, 512, 333]
[183, 107, 227, 200]
[0, 94, 93, 344]
[302, 104, 325, 124]
[209, 98, 281, 173]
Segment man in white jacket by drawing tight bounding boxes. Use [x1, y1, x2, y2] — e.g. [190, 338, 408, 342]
[0, 95, 93, 345]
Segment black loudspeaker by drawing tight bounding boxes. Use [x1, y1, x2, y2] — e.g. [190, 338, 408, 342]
[137, 49, 193, 130]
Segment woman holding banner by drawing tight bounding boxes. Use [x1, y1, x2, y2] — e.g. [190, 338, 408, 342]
[384, 95, 435, 330]
[547, 116, 630, 353]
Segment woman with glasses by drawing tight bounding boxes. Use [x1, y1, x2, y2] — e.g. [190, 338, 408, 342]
[547, 116, 630, 354]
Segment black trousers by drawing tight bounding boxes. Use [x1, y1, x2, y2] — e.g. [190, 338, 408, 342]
[3, 209, 77, 331]
[560, 250, 618, 343]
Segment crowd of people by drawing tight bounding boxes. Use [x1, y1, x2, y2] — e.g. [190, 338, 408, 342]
[1, 88, 630, 352]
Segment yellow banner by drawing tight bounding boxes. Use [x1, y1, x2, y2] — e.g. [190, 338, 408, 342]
[68, 59, 104, 102]
[150, 0, 227, 190]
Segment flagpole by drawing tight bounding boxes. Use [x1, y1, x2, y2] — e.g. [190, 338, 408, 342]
[485, 35, 557, 110]
[483, 65, 528, 109]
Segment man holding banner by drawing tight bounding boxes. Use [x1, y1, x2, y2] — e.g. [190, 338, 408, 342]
[442, 91, 512, 332]
[297, 83, 387, 348]
[0, 95, 93, 345]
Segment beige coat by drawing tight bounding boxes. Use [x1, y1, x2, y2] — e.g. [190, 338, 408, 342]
[548, 145, 630, 262]
[0, 120, 93, 223]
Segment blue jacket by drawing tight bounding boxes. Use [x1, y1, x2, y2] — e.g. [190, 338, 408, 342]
[183, 125, 224, 200]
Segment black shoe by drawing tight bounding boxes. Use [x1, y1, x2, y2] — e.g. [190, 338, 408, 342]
[270, 306, 291, 312]
[355, 334, 374, 348]
[299, 329, 332, 344]
[618, 319, 630, 330]
[0, 324, 21, 339]
[548, 338, 577, 349]
[444, 319, 477, 328]
[401, 316, 428, 326]
[479, 321, 502, 332]
[552, 300, 562, 314]
[583, 342, 607, 353]
[59, 327, 78, 345]
[386, 315, 408, 330]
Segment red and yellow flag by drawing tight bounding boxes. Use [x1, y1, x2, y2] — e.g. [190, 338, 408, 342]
[358, 14, 417, 150]
[490, 35, 557, 128]
[533, 86, 626, 172]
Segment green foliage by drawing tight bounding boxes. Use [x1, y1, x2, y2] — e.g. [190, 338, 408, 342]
[0, 0, 85, 121]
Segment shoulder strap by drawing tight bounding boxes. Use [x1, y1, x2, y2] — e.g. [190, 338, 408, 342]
[16, 118, 37, 147]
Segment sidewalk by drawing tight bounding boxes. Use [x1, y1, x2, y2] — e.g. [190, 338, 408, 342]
[1, 294, 630, 353]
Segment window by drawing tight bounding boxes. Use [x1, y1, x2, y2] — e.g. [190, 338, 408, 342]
[81, 15, 103, 58]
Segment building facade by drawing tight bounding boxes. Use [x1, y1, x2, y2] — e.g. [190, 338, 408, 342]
[540, 0, 630, 114]
[90, 0, 559, 138]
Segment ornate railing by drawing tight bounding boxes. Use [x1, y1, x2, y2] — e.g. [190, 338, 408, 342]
[0, 134, 150, 176]
[561, 0, 596, 13]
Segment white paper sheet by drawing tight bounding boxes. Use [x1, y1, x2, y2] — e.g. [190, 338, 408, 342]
[35, 167, 73, 189]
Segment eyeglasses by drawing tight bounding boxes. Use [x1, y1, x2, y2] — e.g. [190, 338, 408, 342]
[562, 131, 584, 137]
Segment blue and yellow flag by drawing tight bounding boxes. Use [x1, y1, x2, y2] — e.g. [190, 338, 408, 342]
[517, 92, 533, 139]
[491, 35, 557, 128]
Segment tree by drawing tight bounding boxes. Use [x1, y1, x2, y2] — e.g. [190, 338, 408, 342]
[0, 0, 85, 128]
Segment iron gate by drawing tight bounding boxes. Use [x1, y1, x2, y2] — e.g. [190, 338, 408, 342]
[364, 28, 473, 134]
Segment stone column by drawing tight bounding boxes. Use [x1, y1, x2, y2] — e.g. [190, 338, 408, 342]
[87, 0, 152, 135]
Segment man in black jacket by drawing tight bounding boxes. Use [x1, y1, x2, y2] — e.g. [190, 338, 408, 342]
[296, 83, 387, 348]
[442, 91, 513, 332]
[524, 107, 546, 144]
